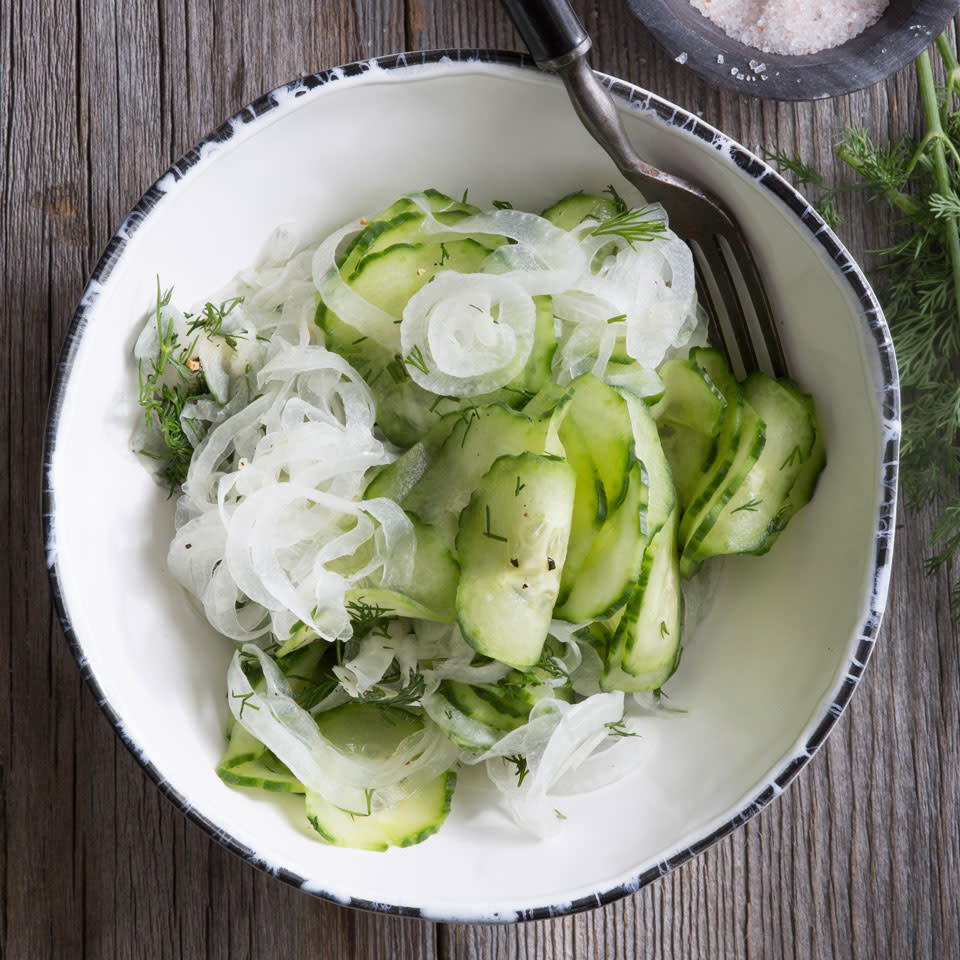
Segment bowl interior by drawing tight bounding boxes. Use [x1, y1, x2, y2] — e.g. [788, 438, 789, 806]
[630, 0, 958, 100]
[46, 55, 895, 921]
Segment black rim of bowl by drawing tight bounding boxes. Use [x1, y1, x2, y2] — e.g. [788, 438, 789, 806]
[629, 0, 960, 100]
[42, 48, 900, 923]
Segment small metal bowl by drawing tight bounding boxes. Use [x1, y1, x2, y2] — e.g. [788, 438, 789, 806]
[628, 0, 960, 100]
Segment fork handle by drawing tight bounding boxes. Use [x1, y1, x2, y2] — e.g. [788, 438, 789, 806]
[499, 0, 590, 66]
[500, 0, 706, 216]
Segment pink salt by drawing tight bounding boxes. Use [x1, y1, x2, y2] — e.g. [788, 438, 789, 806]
[688, 0, 889, 55]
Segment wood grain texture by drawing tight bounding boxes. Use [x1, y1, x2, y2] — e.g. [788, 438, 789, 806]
[4, 0, 960, 956]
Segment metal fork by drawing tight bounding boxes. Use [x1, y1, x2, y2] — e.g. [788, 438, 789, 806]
[500, 0, 787, 380]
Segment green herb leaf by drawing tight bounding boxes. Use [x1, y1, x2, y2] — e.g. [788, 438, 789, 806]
[590, 206, 667, 247]
[483, 505, 508, 542]
[503, 754, 529, 786]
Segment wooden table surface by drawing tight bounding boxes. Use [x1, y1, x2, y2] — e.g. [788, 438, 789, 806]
[5, 1, 960, 956]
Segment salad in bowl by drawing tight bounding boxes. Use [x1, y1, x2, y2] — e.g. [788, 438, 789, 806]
[134, 186, 824, 850]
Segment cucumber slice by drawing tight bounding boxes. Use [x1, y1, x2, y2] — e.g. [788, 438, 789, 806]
[755, 392, 826, 554]
[541, 191, 619, 230]
[403, 404, 552, 539]
[338, 189, 490, 276]
[305, 703, 457, 849]
[677, 349, 762, 577]
[218, 720, 266, 769]
[456, 452, 576, 668]
[602, 504, 682, 692]
[694, 372, 815, 559]
[551, 375, 634, 604]
[422, 685, 506, 752]
[364, 442, 432, 503]
[554, 457, 649, 622]
[651, 357, 728, 509]
[218, 735, 306, 794]
[679, 399, 765, 577]
[305, 771, 456, 851]
[555, 384, 670, 623]
[424, 665, 569, 753]
[651, 356, 727, 435]
[348, 239, 494, 317]
[338, 208, 423, 276]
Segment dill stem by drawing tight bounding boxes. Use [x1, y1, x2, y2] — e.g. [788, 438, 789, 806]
[936, 32, 960, 103]
[916, 48, 960, 330]
[835, 145, 922, 218]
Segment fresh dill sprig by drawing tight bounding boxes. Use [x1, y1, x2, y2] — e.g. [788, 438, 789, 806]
[136, 281, 245, 492]
[590, 206, 667, 247]
[762, 146, 844, 229]
[359, 670, 426, 714]
[345, 598, 396, 641]
[185, 296, 244, 349]
[136, 280, 206, 492]
[604, 184, 629, 214]
[769, 33, 960, 614]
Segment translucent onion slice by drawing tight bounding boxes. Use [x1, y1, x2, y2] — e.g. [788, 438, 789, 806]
[405, 200, 587, 294]
[311, 216, 402, 350]
[222, 484, 414, 642]
[400, 273, 536, 396]
[416, 621, 513, 690]
[471, 692, 627, 837]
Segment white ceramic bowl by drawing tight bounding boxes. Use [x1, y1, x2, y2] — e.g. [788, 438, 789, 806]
[44, 51, 899, 922]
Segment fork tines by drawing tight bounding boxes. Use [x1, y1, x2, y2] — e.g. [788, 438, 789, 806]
[689, 236, 788, 382]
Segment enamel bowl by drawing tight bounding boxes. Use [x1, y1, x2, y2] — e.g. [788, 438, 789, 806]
[44, 51, 899, 922]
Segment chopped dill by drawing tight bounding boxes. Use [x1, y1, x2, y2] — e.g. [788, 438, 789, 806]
[503, 754, 530, 787]
[230, 690, 260, 719]
[483, 505, 508, 542]
[604, 719, 638, 738]
[780, 446, 803, 470]
[404, 344, 430, 375]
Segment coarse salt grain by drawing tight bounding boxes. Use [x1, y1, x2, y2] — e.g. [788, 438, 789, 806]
[688, 0, 889, 55]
